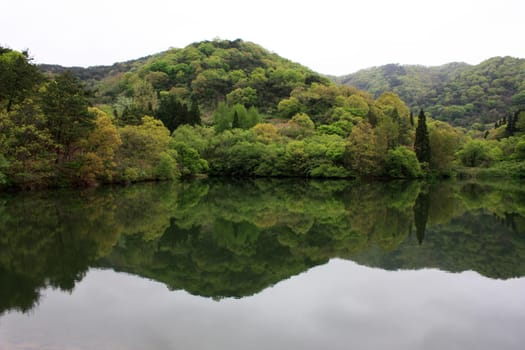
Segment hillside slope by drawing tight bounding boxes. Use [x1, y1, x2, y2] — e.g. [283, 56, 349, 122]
[40, 39, 330, 116]
[337, 57, 525, 126]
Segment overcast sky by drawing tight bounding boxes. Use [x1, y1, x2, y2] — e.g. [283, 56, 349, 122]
[1, 0, 524, 75]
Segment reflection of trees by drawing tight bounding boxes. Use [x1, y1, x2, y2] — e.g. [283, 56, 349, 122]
[0, 183, 178, 315]
[1, 179, 525, 314]
[413, 189, 430, 244]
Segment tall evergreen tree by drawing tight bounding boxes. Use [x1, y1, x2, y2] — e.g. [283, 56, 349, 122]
[232, 110, 240, 129]
[41, 71, 94, 162]
[414, 109, 431, 164]
[188, 99, 201, 125]
[409, 111, 414, 127]
[505, 113, 515, 137]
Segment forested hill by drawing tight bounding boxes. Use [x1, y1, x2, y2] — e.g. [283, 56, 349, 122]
[337, 57, 525, 127]
[3, 39, 525, 189]
[39, 38, 330, 116]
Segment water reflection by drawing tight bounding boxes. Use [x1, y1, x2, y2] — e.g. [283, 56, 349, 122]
[2, 261, 525, 350]
[1, 179, 525, 316]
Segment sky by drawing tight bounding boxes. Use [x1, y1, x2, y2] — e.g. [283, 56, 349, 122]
[1, 0, 524, 76]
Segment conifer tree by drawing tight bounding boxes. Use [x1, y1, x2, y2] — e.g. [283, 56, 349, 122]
[505, 113, 515, 137]
[414, 109, 430, 164]
[232, 110, 240, 129]
[189, 100, 201, 125]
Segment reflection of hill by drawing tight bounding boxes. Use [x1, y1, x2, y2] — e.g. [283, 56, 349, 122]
[354, 210, 525, 278]
[1, 179, 525, 314]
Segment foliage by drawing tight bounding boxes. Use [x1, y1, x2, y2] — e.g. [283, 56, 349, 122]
[338, 57, 525, 126]
[385, 146, 422, 178]
[213, 102, 261, 132]
[77, 108, 122, 185]
[2, 44, 524, 187]
[0, 47, 43, 112]
[428, 120, 465, 174]
[414, 110, 431, 164]
[456, 139, 503, 167]
[116, 116, 173, 182]
[345, 121, 382, 175]
[0, 154, 8, 184]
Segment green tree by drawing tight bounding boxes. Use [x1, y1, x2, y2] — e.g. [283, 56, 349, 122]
[428, 120, 464, 173]
[385, 146, 422, 178]
[116, 116, 171, 182]
[414, 109, 431, 164]
[41, 71, 95, 163]
[0, 154, 8, 184]
[0, 48, 43, 112]
[156, 94, 192, 133]
[345, 121, 382, 175]
[232, 110, 240, 129]
[456, 139, 502, 167]
[77, 108, 122, 185]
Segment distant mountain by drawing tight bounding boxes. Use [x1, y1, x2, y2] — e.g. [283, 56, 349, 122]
[337, 57, 525, 126]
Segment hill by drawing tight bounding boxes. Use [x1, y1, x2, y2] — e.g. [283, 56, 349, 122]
[337, 57, 525, 127]
[40, 38, 330, 117]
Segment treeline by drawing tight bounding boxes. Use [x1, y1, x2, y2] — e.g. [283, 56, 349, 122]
[338, 57, 525, 127]
[2, 42, 525, 189]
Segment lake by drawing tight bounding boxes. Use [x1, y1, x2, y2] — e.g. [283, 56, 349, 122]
[1, 179, 524, 349]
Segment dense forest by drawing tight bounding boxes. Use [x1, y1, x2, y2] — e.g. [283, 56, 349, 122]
[1, 39, 525, 189]
[337, 57, 525, 127]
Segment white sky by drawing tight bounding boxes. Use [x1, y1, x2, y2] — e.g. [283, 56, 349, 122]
[1, 0, 524, 75]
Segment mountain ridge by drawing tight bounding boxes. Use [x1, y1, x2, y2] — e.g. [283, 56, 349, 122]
[336, 56, 525, 126]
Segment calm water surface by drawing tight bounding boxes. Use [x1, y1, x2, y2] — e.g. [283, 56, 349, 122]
[1, 179, 524, 349]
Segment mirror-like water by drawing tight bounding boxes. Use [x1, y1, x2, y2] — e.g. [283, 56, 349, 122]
[1, 179, 524, 349]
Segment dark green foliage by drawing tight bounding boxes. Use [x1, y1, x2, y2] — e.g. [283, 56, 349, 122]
[511, 91, 525, 110]
[41, 71, 95, 161]
[155, 94, 200, 132]
[118, 106, 144, 125]
[0, 48, 43, 112]
[338, 57, 525, 126]
[414, 110, 431, 164]
[232, 110, 240, 129]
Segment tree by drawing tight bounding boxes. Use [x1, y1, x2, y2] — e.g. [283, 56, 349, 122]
[77, 108, 122, 185]
[213, 102, 232, 132]
[345, 121, 382, 175]
[428, 120, 463, 173]
[156, 94, 189, 132]
[0, 154, 8, 184]
[0, 103, 57, 187]
[0, 48, 43, 112]
[414, 109, 431, 164]
[41, 71, 94, 163]
[232, 110, 240, 129]
[456, 140, 502, 167]
[188, 98, 201, 125]
[116, 116, 171, 182]
[385, 146, 422, 178]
